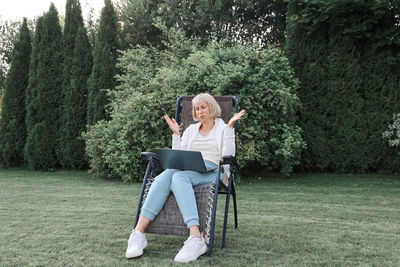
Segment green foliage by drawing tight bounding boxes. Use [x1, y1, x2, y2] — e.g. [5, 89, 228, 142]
[83, 42, 185, 180]
[0, 18, 31, 167]
[117, 0, 164, 49]
[0, 18, 21, 91]
[383, 113, 400, 156]
[85, 7, 99, 50]
[183, 44, 305, 174]
[63, 0, 85, 62]
[0, 90, 3, 113]
[63, 27, 92, 169]
[84, 28, 304, 181]
[25, 17, 43, 139]
[285, 0, 400, 172]
[118, 0, 287, 48]
[24, 5, 64, 170]
[87, 0, 121, 126]
[59, 0, 86, 167]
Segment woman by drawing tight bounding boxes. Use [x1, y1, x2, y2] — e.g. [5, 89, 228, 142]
[126, 93, 245, 263]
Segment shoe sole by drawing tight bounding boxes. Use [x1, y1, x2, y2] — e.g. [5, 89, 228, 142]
[174, 245, 208, 263]
[126, 249, 143, 259]
[126, 241, 147, 259]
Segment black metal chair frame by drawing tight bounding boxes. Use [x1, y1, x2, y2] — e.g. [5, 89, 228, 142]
[133, 95, 239, 256]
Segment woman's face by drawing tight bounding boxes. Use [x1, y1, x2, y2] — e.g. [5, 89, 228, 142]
[195, 101, 211, 122]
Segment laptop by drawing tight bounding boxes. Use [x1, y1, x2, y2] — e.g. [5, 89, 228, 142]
[154, 148, 218, 173]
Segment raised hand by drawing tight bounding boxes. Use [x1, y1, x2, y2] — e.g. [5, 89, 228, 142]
[164, 115, 180, 135]
[227, 110, 246, 128]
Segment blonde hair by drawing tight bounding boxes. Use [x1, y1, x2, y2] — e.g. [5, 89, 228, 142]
[192, 93, 221, 121]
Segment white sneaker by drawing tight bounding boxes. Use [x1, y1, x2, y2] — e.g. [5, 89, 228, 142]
[174, 235, 208, 263]
[126, 230, 147, 258]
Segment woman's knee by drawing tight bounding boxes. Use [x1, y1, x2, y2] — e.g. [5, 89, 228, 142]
[170, 172, 190, 190]
[150, 169, 175, 191]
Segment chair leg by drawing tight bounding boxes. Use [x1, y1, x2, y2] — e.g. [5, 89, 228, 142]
[207, 189, 219, 256]
[221, 173, 233, 249]
[232, 183, 238, 229]
[221, 190, 231, 248]
[207, 166, 222, 256]
[134, 162, 152, 228]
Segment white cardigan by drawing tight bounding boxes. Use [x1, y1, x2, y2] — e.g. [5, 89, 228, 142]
[172, 118, 235, 185]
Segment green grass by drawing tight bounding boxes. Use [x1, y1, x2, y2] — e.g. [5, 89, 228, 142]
[0, 169, 399, 266]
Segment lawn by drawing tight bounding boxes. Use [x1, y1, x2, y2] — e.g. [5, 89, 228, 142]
[0, 169, 399, 266]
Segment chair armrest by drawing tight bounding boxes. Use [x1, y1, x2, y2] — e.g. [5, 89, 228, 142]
[140, 152, 158, 161]
[140, 152, 161, 169]
[221, 155, 240, 173]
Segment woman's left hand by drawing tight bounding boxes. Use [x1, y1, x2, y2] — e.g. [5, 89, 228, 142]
[227, 110, 246, 128]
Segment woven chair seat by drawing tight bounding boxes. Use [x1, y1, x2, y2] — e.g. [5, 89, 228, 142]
[145, 182, 215, 242]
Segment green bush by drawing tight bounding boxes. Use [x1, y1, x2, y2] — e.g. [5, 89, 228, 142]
[84, 29, 305, 181]
[285, 0, 400, 172]
[183, 44, 305, 173]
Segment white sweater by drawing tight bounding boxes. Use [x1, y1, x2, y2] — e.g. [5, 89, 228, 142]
[190, 125, 220, 165]
[172, 118, 235, 185]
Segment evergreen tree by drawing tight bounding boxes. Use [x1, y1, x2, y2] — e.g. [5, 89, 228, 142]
[0, 18, 31, 167]
[25, 17, 44, 143]
[59, 0, 85, 167]
[0, 19, 21, 91]
[119, 0, 287, 48]
[24, 4, 64, 170]
[285, 1, 400, 172]
[64, 26, 92, 169]
[0, 91, 3, 112]
[87, 0, 120, 125]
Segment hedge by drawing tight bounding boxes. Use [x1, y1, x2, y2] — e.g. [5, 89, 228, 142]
[285, 0, 400, 172]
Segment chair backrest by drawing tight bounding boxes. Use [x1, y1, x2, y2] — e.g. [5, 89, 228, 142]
[175, 95, 239, 135]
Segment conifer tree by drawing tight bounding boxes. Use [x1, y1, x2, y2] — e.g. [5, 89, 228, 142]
[59, 0, 86, 167]
[0, 18, 31, 167]
[0, 91, 3, 112]
[87, 0, 120, 125]
[64, 26, 92, 169]
[25, 17, 43, 143]
[24, 4, 64, 170]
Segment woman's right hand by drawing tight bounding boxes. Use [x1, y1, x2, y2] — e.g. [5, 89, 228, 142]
[164, 115, 180, 135]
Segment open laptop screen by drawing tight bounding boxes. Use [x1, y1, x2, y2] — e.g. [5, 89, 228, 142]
[153, 148, 217, 173]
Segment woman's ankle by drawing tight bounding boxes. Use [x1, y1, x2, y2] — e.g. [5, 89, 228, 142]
[189, 226, 202, 238]
[134, 229, 145, 234]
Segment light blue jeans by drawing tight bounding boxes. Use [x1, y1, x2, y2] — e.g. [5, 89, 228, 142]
[141, 161, 220, 228]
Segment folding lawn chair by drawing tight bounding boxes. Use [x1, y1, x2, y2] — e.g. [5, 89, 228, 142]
[133, 95, 240, 256]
